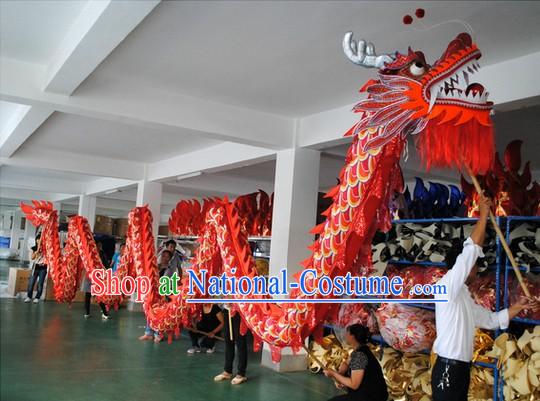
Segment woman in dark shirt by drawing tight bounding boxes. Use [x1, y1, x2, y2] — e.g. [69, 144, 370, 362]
[324, 324, 388, 401]
[188, 303, 224, 354]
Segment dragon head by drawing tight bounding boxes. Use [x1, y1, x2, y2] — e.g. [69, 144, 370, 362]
[20, 200, 57, 227]
[344, 32, 494, 174]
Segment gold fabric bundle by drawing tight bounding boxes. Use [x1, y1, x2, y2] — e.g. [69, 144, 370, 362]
[254, 258, 269, 276]
[308, 335, 351, 373]
[487, 326, 540, 400]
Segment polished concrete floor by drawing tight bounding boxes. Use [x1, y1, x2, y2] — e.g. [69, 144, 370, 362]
[0, 296, 337, 401]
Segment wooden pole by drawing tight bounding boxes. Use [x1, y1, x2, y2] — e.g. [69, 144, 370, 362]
[228, 309, 234, 341]
[185, 326, 224, 342]
[302, 344, 326, 370]
[464, 166, 531, 297]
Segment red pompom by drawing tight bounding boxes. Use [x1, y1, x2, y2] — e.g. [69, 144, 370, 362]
[403, 15, 413, 25]
[415, 8, 425, 18]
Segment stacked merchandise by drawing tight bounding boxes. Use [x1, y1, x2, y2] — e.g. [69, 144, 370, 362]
[391, 178, 466, 220]
[372, 221, 497, 269]
[488, 327, 540, 400]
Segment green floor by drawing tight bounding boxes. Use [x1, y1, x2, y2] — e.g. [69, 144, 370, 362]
[0, 297, 337, 401]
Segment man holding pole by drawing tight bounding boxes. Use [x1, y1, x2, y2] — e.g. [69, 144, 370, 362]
[431, 196, 539, 401]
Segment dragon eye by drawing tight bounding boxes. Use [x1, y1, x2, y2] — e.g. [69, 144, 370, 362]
[409, 62, 426, 76]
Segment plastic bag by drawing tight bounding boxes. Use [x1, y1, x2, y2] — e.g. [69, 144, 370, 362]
[375, 303, 436, 353]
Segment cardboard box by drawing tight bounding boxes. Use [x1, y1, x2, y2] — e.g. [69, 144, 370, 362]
[94, 215, 113, 235]
[158, 225, 170, 236]
[7, 267, 31, 296]
[113, 218, 129, 237]
[45, 277, 85, 302]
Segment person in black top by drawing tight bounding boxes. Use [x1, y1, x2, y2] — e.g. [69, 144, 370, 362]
[24, 233, 48, 304]
[188, 303, 224, 354]
[324, 324, 388, 401]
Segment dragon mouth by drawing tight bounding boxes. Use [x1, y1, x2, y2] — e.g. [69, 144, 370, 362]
[429, 56, 492, 111]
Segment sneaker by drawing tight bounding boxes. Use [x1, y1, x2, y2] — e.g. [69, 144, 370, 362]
[101, 313, 110, 320]
[33, 298, 39, 304]
[206, 347, 215, 354]
[187, 347, 201, 354]
[231, 375, 247, 385]
[84, 314, 91, 319]
[24, 297, 32, 303]
[154, 334, 163, 343]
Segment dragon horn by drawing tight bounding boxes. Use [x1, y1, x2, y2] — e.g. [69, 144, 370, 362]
[343, 32, 394, 69]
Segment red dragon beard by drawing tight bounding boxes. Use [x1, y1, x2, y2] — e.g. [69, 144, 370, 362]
[416, 115, 494, 175]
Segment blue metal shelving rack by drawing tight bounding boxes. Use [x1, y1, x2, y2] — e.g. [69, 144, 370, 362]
[323, 216, 505, 401]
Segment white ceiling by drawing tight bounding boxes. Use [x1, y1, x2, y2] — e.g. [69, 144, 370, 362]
[76, 1, 540, 117]
[15, 112, 219, 163]
[0, 0, 88, 65]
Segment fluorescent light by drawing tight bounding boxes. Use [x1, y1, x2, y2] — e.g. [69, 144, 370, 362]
[176, 172, 202, 181]
[104, 189, 120, 195]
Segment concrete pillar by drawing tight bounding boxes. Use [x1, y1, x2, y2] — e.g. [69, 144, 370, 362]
[21, 219, 36, 262]
[136, 180, 162, 240]
[261, 148, 321, 372]
[78, 195, 96, 230]
[10, 210, 22, 253]
[129, 181, 162, 312]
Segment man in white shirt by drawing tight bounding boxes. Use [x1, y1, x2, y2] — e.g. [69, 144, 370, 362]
[431, 196, 538, 401]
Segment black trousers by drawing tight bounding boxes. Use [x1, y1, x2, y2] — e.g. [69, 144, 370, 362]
[84, 292, 108, 316]
[189, 329, 216, 349]
[223, 310, 247, 376]
[431, 357, 471, 401]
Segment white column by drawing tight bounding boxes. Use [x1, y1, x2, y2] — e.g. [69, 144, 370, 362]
[10, 210, 22, 253]
[136, 180, 163, 240]
[21, 218, 36, 262]
[128, 180, 162, 312]
[78, 195, 97, 230]
[261, 148, 321, 372]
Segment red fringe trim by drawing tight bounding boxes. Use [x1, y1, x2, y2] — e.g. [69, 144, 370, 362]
[416, 117, 494, 175]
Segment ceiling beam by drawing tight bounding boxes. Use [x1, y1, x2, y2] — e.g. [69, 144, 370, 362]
[0, 187, 70, 203]
[0, 1, 160, 159]
[0, 58, 294, 149]
[45, 0, 160, 94]
[167, 174, 273, 197]
[147, 142, 276, 182]
[0, 105, 53, 157]
[0, 148, 145, 180]
[84, 178, 137, 196]
[0, 172, 84, 195]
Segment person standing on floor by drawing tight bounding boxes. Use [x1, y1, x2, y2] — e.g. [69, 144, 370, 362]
[82, 272, 110, 320]
[188, 303, 224, 354]
[213, 305, 248, 385]
[111, 243, 125, 273]
[323, 324, 388, 401]
[24, 234, 48, 304]
[431, 195, 539, 401]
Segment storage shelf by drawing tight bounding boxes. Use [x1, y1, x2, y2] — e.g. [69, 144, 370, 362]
[248, 236, 271, 241]
[511, 317, 540, 325]
[391, 217, 478, 224]
[505, 264, 540, 273]
[406, 303, 436, 311]
[388, 259, 447, 267]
